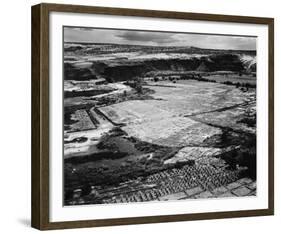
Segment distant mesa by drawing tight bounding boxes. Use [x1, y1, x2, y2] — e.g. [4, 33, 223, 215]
[63, 43, 256, 82]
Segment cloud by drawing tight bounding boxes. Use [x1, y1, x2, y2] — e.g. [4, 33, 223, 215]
[115, 31, 177, 45]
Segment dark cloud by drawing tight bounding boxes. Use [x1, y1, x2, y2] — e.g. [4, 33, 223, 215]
[115, 31, 177, 44]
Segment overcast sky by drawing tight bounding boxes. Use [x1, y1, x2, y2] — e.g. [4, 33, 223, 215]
[64, 27, 256, 50]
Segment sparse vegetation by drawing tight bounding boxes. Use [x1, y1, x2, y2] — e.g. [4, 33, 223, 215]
[64, 89, 114, 98]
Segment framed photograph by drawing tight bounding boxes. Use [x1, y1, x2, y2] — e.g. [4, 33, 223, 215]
[31, 3, 274, 230]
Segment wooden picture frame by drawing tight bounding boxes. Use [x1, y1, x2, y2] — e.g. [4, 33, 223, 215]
[32, 3, 274, 230]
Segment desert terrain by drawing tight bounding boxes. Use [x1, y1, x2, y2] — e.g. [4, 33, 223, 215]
[63, 42, 256, 205]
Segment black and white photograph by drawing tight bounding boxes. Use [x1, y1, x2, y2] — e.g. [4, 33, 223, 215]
[63, 27, 257, 206]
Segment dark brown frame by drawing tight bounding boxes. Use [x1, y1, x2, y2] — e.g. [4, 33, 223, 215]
[32, 3, 274, 230]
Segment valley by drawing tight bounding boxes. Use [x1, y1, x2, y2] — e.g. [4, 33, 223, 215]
[63, 42, 257, 205]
